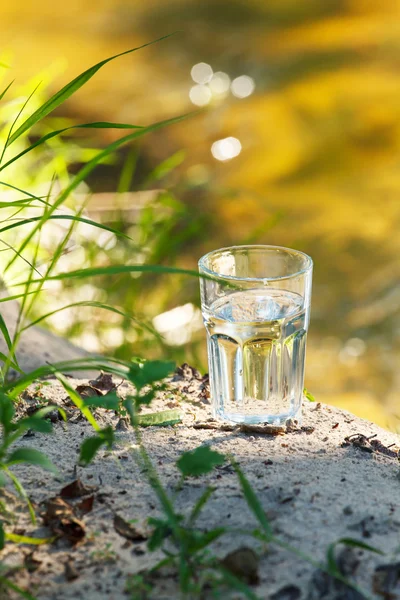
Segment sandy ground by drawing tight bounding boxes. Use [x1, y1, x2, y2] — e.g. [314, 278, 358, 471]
[1, 367, 400, 600]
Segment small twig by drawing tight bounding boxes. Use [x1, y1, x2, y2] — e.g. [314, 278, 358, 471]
[192, 422, 286, 435]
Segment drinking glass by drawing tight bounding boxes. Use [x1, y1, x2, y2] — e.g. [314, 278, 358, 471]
[199, 245, 313, 424]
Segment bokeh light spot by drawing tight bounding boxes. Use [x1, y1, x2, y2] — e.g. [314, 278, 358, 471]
[211, 137, 242, 161]
[191, 62, 213, 84]
[209, 71, 230, 95]
[189, 84, 212, 106]
[231, 75, 255, 98]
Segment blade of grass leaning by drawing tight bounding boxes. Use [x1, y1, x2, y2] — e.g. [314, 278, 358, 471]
[0, 351, 22, 373]
[0, 199, 46, 208]
[231, 458, 272, 541]
[4, 357, 131, 397]
[0, 577, 38, 600]
[13, 264, 203, 288]
[142, 149, 185, 186]
[0, 313, 21, 375]
[0, 314, 17, 360]
[0, 290, 42, 304]
[7, 33, 178, 146]
[5, 532, 55, 545]
[188, 486, 215, 525]
[136, 409, 181, 427]
[0, 80, 14, 101]
[0, 238, 42, 278]
[0, 81, 41, 164]
[117, 146, 138, 194]
[3, 196, 50, 380]
[21, 194, 86, 327]
[5, 112, 193, 275]
[0, 214, 132, 240]
[20, 300, 162, 340]
[2, 466, 36, 523]
[326, 538, 384, 575]
[55, 372, 101, 431]
[0, 121, 143, 172]
[0, 181, 51, 206]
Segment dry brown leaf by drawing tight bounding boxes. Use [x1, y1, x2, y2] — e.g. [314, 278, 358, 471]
[43, 497, 86, 545]
[60, 478, 96, 499]
[113, 514, 148, 541]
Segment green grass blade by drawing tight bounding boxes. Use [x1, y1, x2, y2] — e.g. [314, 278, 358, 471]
[231, 458, 272, 541]
[0, 314, 20, 370]
[5, 532, 54, 545]
[327, 538, 383, 574]
[0, 121, 143, 173]
[188, 486, 215, 525]
[0, 290, 41, 304]
[7, 34, 178, 146]
[55, 372, 100, 431]
[20, 300, 161, 339]
[2, 467, 36, 523]
[20, 194, 84, 321]
[0, 199, 46, 208]
[0, 214, 132, 240]
[117, 146, 138, 194]
[0, 181, 50, 206]
[0, 577, 38, 600]
[0, 238, 42, 277]
[0, 82, 41, 163]
[14, 264, 201, 287]
[0, 314, 14, 353]
[142, 150, 185, 186]
[303, 388, 316, 402]
[4, 357, 131, 397]
[0, 80, 14, 101]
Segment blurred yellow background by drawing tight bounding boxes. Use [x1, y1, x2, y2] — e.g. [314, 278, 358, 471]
[1, 0, 400, 428]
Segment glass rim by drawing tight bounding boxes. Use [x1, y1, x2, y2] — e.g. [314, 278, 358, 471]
[198, 244, 313, 282]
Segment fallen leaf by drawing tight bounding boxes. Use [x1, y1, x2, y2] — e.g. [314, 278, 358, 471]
[75, 384, 102, 399]
[88, 372, 115, 393]
[113, 514, 148, 541]
[76, 495, 94, 515]
[220, 547, 259, 585]
[43, 497, 86, 545]
[60, 479, 96, 499]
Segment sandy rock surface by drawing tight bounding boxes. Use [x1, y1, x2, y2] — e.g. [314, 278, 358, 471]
[1, 367, 400, 600]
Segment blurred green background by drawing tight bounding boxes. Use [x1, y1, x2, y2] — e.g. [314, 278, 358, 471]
[1, 0, 400, 428]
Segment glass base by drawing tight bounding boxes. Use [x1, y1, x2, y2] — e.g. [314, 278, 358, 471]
[213, 404, 302, 426]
